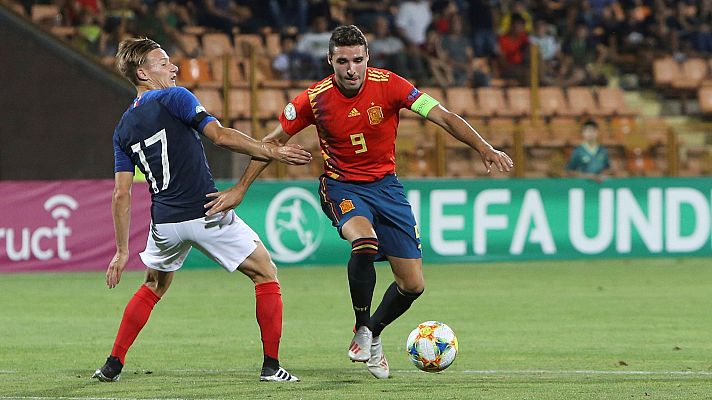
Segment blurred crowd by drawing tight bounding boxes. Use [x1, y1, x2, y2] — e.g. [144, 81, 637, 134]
[7, 0, 712, 88]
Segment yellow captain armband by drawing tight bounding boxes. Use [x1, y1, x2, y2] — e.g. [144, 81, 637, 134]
[410, 93, 440, 118]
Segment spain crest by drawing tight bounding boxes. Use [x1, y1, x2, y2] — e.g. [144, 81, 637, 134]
[367, 106, 384, 125]
[339, 199, 356, 214]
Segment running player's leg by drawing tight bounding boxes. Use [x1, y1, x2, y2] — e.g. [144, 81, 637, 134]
[318, 177, 379, 362]
[341, 216, 379, 362]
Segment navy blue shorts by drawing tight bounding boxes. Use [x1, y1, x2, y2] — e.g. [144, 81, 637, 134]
[318, 174, 422, 260]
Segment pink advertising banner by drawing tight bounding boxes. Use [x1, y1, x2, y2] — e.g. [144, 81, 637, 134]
[0, 180, 152, 273]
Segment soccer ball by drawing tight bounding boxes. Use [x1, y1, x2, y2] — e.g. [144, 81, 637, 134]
[406, 321, 458, 372]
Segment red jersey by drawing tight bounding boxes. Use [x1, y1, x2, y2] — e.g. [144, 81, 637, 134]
[279, 68, 424, 182]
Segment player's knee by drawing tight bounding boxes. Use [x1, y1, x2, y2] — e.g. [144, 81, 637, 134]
[244, 259, 278, 284]
[401, 280, 425, 296]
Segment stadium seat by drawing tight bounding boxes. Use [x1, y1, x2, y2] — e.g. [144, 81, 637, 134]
[443, 87, 478, 117]
[265, 33, 283, 57]
[228, 88, 252, 119]
[567, 87, 605, 116]
[192, 88, 224, 119]
[256, 89, 287, 120]
[519, 117, 549, 146]
[596, 87, 637, 116]
[698, 86, 712, 114]
[608, 116, 638, 144]
[548, 117, 580, 146]
[231, 120, 253, 137]
[671, 58, 709, 90]
[639, 117, 669, 146]
[234, 34, 264, 57]
[483, 118, 516, 147]
[474, 87, 507, 117]
[178, 58, 211, 87]
[30, 4, 59, 24]
[652, 57, 680, 87]
[209, 57, 246, 87]
[506, 87, 532, 117]
[537, 87, 573, 117]
[176, 33, 201, 59]
[202, 33, 234, 58]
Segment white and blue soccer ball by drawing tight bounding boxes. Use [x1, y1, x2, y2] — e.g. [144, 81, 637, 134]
[406, 321, 458, 372]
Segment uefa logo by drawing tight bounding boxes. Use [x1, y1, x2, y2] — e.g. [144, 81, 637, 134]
[265, 187, 325, 263]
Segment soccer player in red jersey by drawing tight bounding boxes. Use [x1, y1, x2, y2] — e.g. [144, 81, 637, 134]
[205, 25, 513, 379]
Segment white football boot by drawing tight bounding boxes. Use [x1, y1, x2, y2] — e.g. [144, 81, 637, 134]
[348, 325, 372, 362]
[366, 336, 390, 379]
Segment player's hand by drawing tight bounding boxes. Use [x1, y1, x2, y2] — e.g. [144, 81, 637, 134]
[268, 143, 312, 165]
[106, 251, 128, 289]
[205, 186, 246, 216]
[480, 147, 514, 174]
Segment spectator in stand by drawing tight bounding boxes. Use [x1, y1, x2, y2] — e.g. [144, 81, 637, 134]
[692, 22, 712, 54]
[272, 32, 312, 80]
[395, 0, 431, 83]
[497, 13, 529, 85]
[566, 119, 610, 183]
[498, 0, 533, 35]
[193, 0, 260, 36]
[442, 14, 481, 86]
[466, 0, 497, 57]
[347, 0, 396, 30]
[296, 15, 333, 79]
[422, 25, 455, 86]
[269, 0, 309, 33]
[530, 19, 560, 62]
[368, 15, 408, 75]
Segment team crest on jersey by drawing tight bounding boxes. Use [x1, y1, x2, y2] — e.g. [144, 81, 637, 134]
[339, 199, 355, 214]
[367, 106, 384, 125]
[284, 103, 297, 120]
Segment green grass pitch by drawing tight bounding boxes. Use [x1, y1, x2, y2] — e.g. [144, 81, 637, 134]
[1, 258, 711, 399]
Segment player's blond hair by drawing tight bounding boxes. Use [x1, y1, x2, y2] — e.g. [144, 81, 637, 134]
[115, 38, 161, 86]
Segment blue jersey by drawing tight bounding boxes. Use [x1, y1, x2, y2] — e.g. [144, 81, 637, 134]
[113, 87, 218, 224]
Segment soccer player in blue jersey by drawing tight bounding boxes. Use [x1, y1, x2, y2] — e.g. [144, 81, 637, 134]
[91, 37, 311, 383]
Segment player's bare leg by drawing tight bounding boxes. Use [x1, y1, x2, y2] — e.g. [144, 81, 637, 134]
[238, 242, 299, 382]
[366, 257, 425, 379]
[93, 269, 173, 382]
[341, 216, 378, 362]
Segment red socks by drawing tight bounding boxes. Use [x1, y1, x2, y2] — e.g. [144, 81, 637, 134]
[255, 281, 283, 360]
[111, 284, 161, 365]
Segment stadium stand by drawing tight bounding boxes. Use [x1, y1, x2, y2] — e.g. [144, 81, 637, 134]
[5, 0, 711, 179]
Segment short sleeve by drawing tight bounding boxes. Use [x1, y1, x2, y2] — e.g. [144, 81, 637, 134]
[279, 90, 315, 136]
[113, 131, 134, 173]
[161, 87, 217, 133]
[388, 72, 421, 110]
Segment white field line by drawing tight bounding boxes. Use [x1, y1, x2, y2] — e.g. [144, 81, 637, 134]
[164, 368, 712, 376]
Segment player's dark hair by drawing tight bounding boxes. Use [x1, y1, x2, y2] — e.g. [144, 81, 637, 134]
[582, 119, 598, 130]
[328, 25, 368, 57]
[115, 37, 161, 86]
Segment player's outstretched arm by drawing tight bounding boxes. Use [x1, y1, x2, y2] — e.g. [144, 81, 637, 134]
[107, 171, 133, 289]
[205, 125, 294, 216]
[425, 105, 514, 174]
[202, 120, 312, 165]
